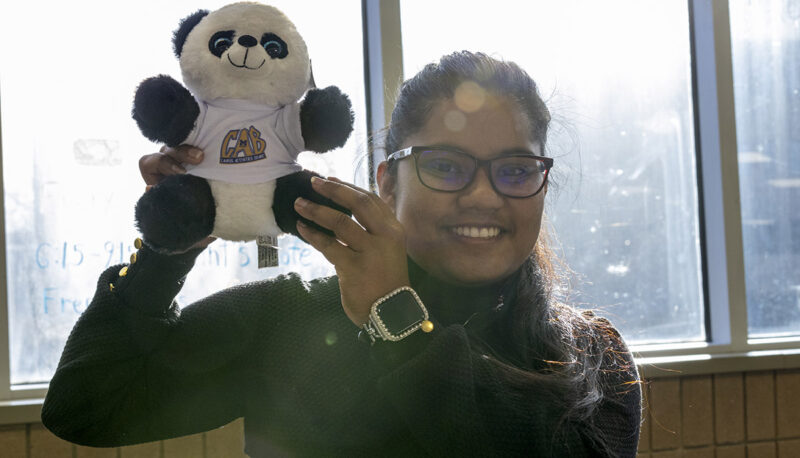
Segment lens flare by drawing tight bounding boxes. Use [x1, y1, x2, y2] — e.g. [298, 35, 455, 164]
[443, 110, 467, 132]
[454, 81, 486, 113]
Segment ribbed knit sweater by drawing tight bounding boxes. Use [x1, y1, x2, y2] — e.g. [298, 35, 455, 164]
[42, 246, 641, 457]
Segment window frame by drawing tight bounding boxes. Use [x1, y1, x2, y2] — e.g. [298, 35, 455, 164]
[0, 0, 799, 425]
[632, 0, 800, 376]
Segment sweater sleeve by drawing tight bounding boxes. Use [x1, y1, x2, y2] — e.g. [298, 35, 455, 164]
[41, 246, 277, 447]
[371, 323, 641, 457]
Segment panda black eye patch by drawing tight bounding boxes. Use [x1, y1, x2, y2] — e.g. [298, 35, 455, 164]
[208, 30, 235, 57]
[260, 33, 288, 59]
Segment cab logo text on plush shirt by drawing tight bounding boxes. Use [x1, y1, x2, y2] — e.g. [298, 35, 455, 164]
[219, 126, 267, 164]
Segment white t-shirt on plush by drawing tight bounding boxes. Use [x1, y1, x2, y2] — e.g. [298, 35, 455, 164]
[182, 98, 304, 184]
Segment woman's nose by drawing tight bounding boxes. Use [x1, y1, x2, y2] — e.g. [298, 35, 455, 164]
[458, 167, 503, 209]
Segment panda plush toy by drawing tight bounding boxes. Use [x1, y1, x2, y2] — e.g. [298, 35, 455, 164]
[132, 2, 353, 265]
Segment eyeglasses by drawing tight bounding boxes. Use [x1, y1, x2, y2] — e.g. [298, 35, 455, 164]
[387, 146, 554, 198]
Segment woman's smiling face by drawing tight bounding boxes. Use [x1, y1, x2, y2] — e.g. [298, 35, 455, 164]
[378, 95, 547, 286]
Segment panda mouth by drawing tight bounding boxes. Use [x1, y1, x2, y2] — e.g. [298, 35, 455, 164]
[227, 53, 265, 70]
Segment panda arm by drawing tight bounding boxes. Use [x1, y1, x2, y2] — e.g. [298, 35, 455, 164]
[299, 86, 354, 153]
[132, 75, 200, 147]
[272, 170, 351, 238]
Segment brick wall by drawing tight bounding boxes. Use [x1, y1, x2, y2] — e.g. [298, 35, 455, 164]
[1, 368, 798, 457]
[0, 418, 246, 458]
[640, 369, 800, 458]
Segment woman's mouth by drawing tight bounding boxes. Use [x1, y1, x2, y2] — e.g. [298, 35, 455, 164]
[450, 226, 502, 239]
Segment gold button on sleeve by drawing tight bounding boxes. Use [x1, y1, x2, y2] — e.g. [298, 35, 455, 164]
[109, 283, 115, 292]
[421, 320, 434, 333]
[130, 252, 137, 264]
[118, 266, 128, 277]
[134, 238, 143, 250]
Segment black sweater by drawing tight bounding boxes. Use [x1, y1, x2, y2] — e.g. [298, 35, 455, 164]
[42, 246, 641, 457]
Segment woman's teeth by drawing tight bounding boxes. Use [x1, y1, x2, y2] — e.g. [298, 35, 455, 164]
[452, 227, 501, 239]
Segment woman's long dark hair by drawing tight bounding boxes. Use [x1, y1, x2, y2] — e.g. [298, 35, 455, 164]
[384, 51, 638, 454]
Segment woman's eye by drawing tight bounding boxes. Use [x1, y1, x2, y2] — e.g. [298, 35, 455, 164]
[499, 166, 526, 176]
[263, 41, 283, 57]
[497, 165, 536, 180]
[424, 160, 461, 174]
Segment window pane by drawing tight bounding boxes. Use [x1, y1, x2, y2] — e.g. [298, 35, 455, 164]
[0, 0, 366, 385]
[400, 0, 704, 344]
[729, 0, 800, 338]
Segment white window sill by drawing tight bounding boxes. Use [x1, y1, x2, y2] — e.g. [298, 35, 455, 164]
[637, 347, 800, 378]
[0, 398, 43, 425]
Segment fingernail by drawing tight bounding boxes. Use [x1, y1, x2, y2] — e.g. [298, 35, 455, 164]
[172, 164, 185, 174]
[294, 197, 308, 208]
[296, 220, 308, 228]
[311, 176, 323, 186]
[189, 149, 203, 159]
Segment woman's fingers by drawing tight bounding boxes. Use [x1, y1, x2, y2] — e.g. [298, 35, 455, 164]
[326, 176, 366, 191]
[326, 177, 390, 215]
[139, 146, 205, 185]
[160, 145, 204, 165]
[311, 177, 397, 236]
[294, 197, 368, 252]
[295, 220, 351, 265]
[139, 153, 178, 185]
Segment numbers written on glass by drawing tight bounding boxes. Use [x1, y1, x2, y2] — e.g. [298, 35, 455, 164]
[35, 241, 133, 269]
[33, 238, 318, 271]
[34, 238, 322, 317]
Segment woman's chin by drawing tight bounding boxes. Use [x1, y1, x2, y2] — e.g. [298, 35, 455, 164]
[427, 261, 519, 287]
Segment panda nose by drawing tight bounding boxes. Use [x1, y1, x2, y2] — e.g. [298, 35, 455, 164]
[237, 35, 258, 48]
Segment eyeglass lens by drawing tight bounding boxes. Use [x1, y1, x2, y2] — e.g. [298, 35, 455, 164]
[415, 149, 548, 197]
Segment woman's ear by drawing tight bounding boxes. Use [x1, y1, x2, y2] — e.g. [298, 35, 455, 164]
[376, 161, 396, 208]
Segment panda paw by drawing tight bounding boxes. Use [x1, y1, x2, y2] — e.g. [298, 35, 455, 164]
[134, 174, 216, 253]
[300, 86, 354, 153]
[272, 170, 350, 239]
[132, 75, 200, 147]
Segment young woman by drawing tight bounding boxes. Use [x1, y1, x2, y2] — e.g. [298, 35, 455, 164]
[43, 52, 641, 457]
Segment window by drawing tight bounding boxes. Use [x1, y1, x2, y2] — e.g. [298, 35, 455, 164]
[1, 0, 799, 416]
[729, 0, 800, 338]
[400, 0, 703, 345]
[0, 0, 366, 386]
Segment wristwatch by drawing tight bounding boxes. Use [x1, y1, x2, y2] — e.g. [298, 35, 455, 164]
[361, 286, 434, 344]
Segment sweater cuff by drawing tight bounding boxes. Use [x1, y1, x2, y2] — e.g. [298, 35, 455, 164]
[110, 244, 204, 316]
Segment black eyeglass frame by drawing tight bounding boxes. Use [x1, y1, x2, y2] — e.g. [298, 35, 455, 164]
[387, 146, 554, 198]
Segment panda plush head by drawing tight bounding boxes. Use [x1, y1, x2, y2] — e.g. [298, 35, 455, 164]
[175, 2, 311, 106]
[131, 2, 354, 257]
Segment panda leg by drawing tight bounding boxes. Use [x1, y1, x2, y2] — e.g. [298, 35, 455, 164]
[134, 174, 216, 253]
[272, 170, 350, 239]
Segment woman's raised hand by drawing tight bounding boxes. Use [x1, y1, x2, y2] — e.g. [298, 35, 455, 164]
[139, 145, 205, 186]
[294, 177, 409, 327]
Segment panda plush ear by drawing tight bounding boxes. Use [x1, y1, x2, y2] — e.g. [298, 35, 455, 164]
[172, 9, 210, 58]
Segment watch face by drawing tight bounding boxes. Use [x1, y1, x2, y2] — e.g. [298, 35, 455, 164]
[376, 291, 425, 336]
